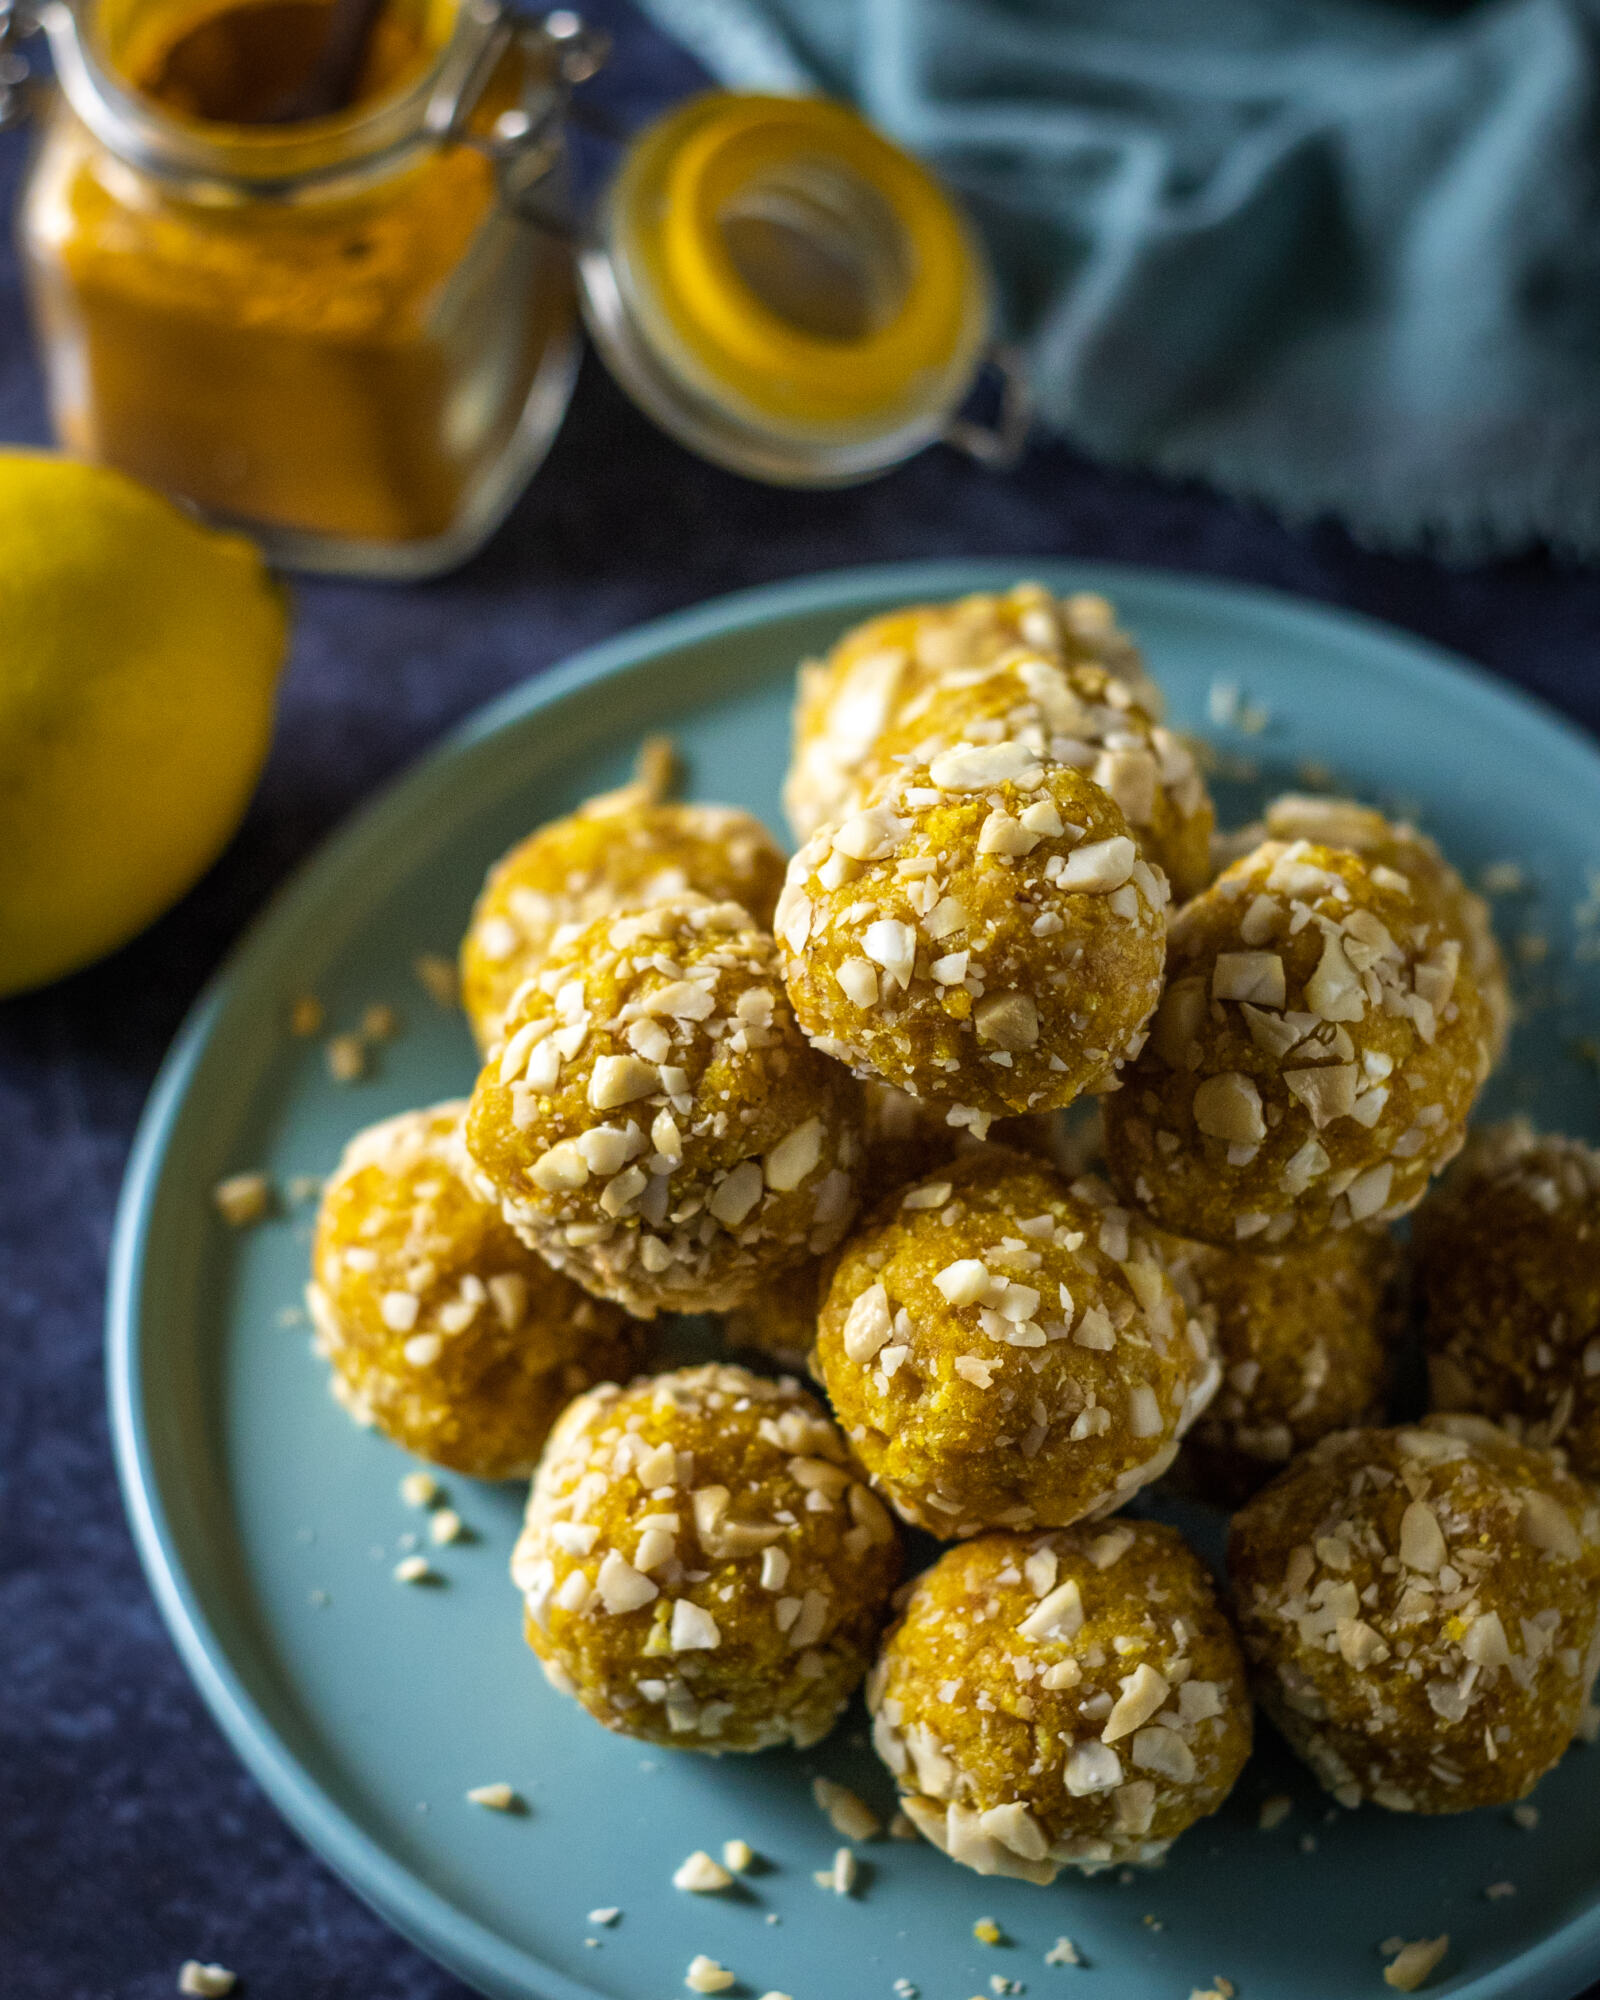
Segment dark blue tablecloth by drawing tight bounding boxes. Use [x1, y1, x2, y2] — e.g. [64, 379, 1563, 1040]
[4, 7, 1600, 1996]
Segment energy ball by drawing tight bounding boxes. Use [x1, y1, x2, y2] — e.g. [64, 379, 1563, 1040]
[721, 1097, 1075, 1377]
[868, 1520, 1251, 1880]
[307, 1104, 646, 1479]
[1164, 1226, 1400, 1504]
[1229, 1415, 1600, 1813]
[465, 897, 862, 1317]
[816, 1149, 1218, 1537]
[1259, 795, 1510, 1063]
[785, 583, 1163, 841]
[1103, 838, 1493, 1248]
[1418, 1121, 1600, 1480]
[865, 652, 1212, 900]
[776, 750, 1169, 1129]
[511, 1363, 901, 1752]
[460, 798, 786, 1050]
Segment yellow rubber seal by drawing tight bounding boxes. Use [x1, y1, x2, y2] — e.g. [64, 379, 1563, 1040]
[611, 92, 987, 429]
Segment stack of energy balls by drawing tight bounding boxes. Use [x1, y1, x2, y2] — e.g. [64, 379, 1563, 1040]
[308, 583, 1600, 1888]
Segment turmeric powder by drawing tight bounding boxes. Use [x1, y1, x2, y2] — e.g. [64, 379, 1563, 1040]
[20, 0, 575, 558]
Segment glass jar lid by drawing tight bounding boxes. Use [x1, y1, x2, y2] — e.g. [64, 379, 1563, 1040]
[580, 90, 1021, 487]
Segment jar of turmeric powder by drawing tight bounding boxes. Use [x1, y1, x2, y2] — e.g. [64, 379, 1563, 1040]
[15, 0, 598, 575]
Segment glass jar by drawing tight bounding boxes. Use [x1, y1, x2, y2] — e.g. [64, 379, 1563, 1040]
[579, 91, 1021, 487]
[12, 0, 599, 576]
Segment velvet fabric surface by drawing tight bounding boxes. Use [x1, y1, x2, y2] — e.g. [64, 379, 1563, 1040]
[3, 5, 1600, 1996]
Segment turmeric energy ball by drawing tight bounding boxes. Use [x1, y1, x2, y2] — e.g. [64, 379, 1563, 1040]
[777, 751, 1168, 1129]
[868, 1520, 1251, 1880]
[1229, 1416, 1600, 1813]
[784, 582, 1164, 842]
[865, 652, 1212, 900]
[465, 897, 862, 1317]
[1260, 795, 1510, 1063]
[460, 798, 786, 1050]
[1103, 838, 1493, 1248]
[1166, 1225, 1399, 1503]
[307, 1104, 646, 1479]
[816, 1149, 1218, 1537]
[1418, 1121, 1600, 1480]
[511, 1363, 901, 1751]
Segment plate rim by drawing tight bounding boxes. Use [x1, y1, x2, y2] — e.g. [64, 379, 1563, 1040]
[107, 555, 1600, 2000]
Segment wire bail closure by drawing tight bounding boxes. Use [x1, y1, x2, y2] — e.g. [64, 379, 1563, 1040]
[426, 3, 607, 232]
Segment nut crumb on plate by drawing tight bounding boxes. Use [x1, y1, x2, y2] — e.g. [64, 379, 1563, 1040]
[673, 1851, 732, 1893]
[1382, 1936, 1449, 1991]
[813, 1775, 882, 1840]
[214, 1172, 272, 1226]
[325, 1031, 367, 1083]
[465, 1782, 519, 1811]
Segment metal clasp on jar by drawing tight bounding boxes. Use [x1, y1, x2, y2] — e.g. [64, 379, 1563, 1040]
[425, 2, 607, 232]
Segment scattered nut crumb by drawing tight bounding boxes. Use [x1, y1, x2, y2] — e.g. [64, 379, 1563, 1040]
[812, 1775, 882, 1841]
[973, 1917, 1004, 1945]
[178, 1966, 236, 1997]
[1299, 1833, 1317, 1853]
[1480, 861, 1526, 895]
[400, 1472, 440, 1508]
[393, 1555, 434, 1584]
[361, 1002, 401, 1041]
[308, 1589, 329, 1608]
[673, 1851, 732, 1893]
[1511, 1803, 1540, 1830]
[894, 1979, 921, 1997]
[721, 1839, 756, 1873]
[289, 994, 324, 1036]
[413, 954, 459, 1008]
[1044, 1936, 1082, 1966]
[285, 1174, 322, 1204]
[685, 1954, 735, 1994]
[587, 1908, 620, 1926]
[325, 1032, 367, 1083]
[1382, 1936, 1448, 1992]
[1484, 1882, 1516, 1901]
[430, 1508, 465, 1545]
[466, 1782, 519, 1811]
[758, 1992, 794, 2000]
[213, 1172, 272, 1227]
[1143, 1914, 1165, 1930]
[814, 1847, 857, 1895]
[1258, 1794, 1293, 1830]
[634, 734, 678, 803]
[1191, 1983, 1235, 2000]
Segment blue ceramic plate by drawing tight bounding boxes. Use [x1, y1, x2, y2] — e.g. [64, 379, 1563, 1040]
[109, 561, 1600, 2000]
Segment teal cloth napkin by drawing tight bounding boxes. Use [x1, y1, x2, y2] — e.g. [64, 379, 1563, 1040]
[631, 0, 1600, 561]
